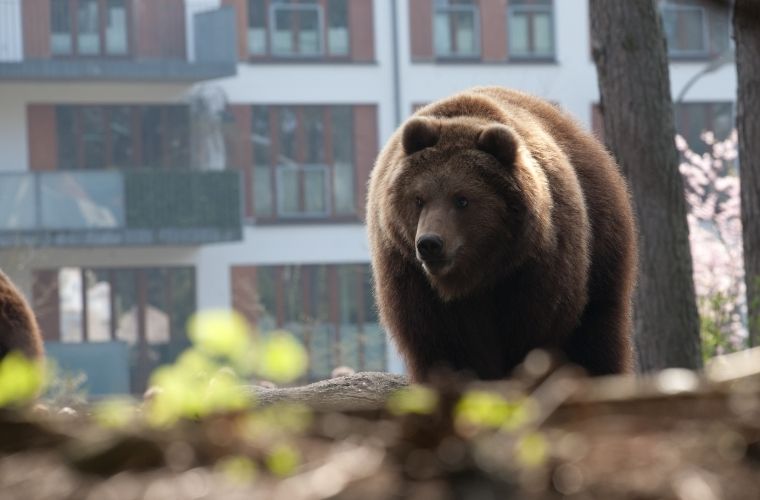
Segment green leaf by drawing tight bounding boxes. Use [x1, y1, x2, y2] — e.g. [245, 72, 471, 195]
[0, 352, 43, 407]
[256, 331, 308, 384]
[387, 385, 438, 415]
[188, 310, 252, 359]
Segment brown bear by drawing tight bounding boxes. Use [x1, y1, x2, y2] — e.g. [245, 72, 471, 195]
[367, 87, 637, 381]
[0, 270, 44, 361]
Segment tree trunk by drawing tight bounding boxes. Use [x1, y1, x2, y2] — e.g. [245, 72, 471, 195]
[734, 1, 760, 347]
[589, 0, 702, 371]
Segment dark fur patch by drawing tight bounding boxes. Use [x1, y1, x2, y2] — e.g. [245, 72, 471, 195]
[402, 117, 440, 155]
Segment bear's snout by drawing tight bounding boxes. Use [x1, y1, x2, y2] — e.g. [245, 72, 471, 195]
[416, 234, 445, 262]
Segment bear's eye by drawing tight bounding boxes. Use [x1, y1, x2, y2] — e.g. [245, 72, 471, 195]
[455, 196, 469, 209]
[415, 197, 424, 208]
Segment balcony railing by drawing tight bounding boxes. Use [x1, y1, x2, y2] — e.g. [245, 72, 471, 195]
[0, 0, 237, 81]
[0, 169, 242, 247]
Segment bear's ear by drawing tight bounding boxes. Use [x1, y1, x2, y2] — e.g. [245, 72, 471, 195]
[476, 125, 519, 167]
[402, 117, 440, 155]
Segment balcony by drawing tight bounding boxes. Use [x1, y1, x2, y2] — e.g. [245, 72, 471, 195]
[0, 0, 237, 82]
[0, 169, 243, 247]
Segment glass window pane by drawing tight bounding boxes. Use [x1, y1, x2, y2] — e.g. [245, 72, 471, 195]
[533, 12, 553, 55]
[146, 269, 170, 346]
[435, 7, 478, 57]
[0, 174, 36, 230]
[255, 266, 278, 331]
[85, 269, 112, 342]
[252, 106, 272, 165]
[106, 0, 128, 55]
[114, 269, 137, 345]
[252, 106, 274, 217]
[165, 106, 190, 168]
[712, 103, 733, 141]
[57, 106, 77, 170]
[279, 107, 297, 164]
[297, 8, 322, 55]
[277, 166, 299, 215]
[304, 108, 324, 164]
[453, 11, 477, 55]
[272, 8, 295, 54]
[282, 265, 303, 323]
[509, 12, 530, 55]
[333, 161, 354, 214]
[51, 0, 73, 55]
[681, 10, 706, 52]
[141, 107, 163, 167]
[708, 6, 730, 55]
[434, 12, 452, 55]
[110, 106, 134, 168]
[82, 107, 106, 169]
[327, 0, 349, 55]
[254, 166, 273, 217]
[168, 268, 195, 355]
[331, 106, 354, 214]
[78, 0, 101, 55]
[248, 0, 267, 54]
[663, 7, 706, 54]
[303, 166, 327, 214]
[59, 268, 84, 343]
[40, 171, 124, 229]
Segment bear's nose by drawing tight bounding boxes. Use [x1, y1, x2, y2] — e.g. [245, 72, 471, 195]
[416, 234, 444, 261]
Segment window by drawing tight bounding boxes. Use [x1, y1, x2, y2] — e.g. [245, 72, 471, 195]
[660, 1, 730, 58]
[674, 102, 734, 155]
[56, 105, 191, 170]
[236, 264, 385, 380]
[434, 0, 480, 58]
[50, 0, 130, 57]
[247, 0, 350, 58]
[34, 266, 195, 393]
[250, 105, 355, 220]
[508, 0, 554, 59]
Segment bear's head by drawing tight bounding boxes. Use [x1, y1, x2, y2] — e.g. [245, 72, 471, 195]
[385, 116, 554, 301]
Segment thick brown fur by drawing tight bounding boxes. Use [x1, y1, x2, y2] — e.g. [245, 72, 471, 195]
[0, 270, 44, 361]
[367, 87, 637, 381]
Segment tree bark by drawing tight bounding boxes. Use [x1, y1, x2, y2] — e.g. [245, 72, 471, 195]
[734, 1, 760, 347]
[589, 0, 702, 371]
[244, 372, 409, 412]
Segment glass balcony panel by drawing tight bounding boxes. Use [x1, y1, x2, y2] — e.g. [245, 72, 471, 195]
[0, 174, 36, 230]
[40, 171, 124, 230]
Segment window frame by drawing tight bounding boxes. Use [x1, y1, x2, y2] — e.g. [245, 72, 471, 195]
[34, 266, 196, 394]
[56, 105, 191, 170]
[507, 1, 555, 61]
[239, 263, 385, 381]
[433, 1, 482, 60]
[275, 163, 332, 218]
[49, 0, 133, 59]
[661, 3, 710, 59]
[247, 105, 359, 225]
[247, 0, 353, 61]
[674, 101, 735, 154]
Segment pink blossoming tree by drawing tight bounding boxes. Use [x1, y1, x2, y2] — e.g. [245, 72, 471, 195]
[678, 130, 746, 358]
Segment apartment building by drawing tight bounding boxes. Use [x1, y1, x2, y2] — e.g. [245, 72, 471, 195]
[0, 0, 736, 394]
